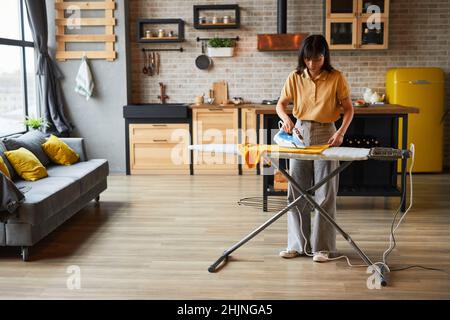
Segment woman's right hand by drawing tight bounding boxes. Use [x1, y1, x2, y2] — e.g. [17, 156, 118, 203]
[281, 117, 295, 134]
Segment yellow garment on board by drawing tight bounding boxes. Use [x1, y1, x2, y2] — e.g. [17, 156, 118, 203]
[238, 144, 330, 169]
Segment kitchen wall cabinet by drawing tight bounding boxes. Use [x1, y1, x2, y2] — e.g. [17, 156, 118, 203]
[129, 123, 190, 174]
[325, 0, 389, 50]
[192, 107, 239, 174]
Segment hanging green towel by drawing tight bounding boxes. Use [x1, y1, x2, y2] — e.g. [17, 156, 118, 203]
[75, 55, 94, 100]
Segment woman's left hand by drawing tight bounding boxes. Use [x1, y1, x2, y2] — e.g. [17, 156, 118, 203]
[327, 132, 344, 147]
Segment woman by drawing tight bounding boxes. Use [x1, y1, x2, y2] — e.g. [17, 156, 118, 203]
[276, 34, 354, 262]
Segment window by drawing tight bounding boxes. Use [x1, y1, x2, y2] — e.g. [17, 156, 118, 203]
[0, 0, 36, 137]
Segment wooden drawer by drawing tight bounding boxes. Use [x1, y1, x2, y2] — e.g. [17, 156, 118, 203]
[130, 143, 189, 174]
[129, 123, 190, 174]
[130, 123, 189, 144]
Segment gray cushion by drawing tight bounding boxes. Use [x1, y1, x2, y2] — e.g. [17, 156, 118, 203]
[0, 141, 16, 180]
[3, 130, 50, 166]
[12, 176, 80, 225]
[46, 159, 109, 194]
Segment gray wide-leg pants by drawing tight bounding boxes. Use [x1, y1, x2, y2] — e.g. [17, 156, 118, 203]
[286, 119, 339, 255]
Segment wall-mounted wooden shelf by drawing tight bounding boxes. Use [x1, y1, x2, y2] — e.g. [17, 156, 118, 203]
[193, 4, 240, 29]
[137, 19, 185, 43]
[54, 0, 117, 61]
[198, 23, 238, 27]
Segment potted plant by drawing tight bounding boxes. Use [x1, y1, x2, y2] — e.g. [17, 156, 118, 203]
[24, 116, 50, 131]
[207, 37, 235, 57]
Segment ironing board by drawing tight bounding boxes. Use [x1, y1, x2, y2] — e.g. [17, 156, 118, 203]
[188, 144, 411, 286]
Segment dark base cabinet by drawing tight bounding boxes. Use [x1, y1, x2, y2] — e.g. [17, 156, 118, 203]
[336, 116, 400, 196]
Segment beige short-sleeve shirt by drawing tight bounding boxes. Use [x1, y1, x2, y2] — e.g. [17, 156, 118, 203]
[280, 69, 350, 123]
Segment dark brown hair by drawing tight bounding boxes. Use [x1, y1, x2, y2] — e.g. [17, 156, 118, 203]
[296, 34, 334, 75]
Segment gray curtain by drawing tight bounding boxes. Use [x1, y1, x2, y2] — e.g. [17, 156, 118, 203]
[0, 172, 25, 221]
[24, 0, 73, 136]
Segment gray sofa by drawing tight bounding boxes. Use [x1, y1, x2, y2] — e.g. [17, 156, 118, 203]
[0, 135, 109, 261]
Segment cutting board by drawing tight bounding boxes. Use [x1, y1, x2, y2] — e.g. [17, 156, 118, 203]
[213, 81, 228, 105]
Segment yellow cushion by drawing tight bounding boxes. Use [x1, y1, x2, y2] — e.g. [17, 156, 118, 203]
[41, 135, 79, 166]
[0, 156, 11, 179]
[4, 147, 48, 181]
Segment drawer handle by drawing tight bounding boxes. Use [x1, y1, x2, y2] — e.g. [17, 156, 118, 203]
[153, 139, 168, 142]
[152, 124, 168, 127]
[208, 108, 223, 111]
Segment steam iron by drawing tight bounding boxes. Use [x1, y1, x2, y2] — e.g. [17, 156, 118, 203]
[274, 121, 306, 149]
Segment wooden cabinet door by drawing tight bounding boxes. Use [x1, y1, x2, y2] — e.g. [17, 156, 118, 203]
[326, 17, 358, 50]
[192, 108, 238, 174]
[357, 16, 389, 49]
[357, 0, 389, 17]
[129, 123, 190, 174]
[326, 0, 358, 18]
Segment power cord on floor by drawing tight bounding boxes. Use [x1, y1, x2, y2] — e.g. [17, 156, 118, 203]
[378, 143, 449, 276]
[382, 143, 415, 265]
[390, 265, 450, 275]
[290, 143, 450, 277]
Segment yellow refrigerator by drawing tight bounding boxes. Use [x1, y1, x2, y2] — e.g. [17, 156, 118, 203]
[386, 67, 445, 173]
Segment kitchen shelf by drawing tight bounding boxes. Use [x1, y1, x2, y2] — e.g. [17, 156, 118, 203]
[199, 23, 237, 27]
[140, 36, 179, 41]
[137, 19, 185, 43]
[193, 4, 240, 29]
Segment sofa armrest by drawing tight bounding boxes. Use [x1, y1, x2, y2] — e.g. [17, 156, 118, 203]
[60, 138, 88, 161]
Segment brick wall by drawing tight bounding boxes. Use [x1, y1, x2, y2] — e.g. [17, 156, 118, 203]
[129, 0, 450, 169]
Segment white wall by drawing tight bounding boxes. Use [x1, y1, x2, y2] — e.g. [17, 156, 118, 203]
[46, 0, 129, 173]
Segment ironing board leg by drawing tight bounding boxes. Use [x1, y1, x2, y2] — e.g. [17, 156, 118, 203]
[209, 159, 353, 270]
[271, 158, 387, 286]
[208, 156, 387, 286]
[208, 188, 309, 272]
[208, 159, 351, 272]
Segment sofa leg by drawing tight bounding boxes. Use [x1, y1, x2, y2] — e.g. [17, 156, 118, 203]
[21, 246, 30, 262]
[95, 195, 100, 203]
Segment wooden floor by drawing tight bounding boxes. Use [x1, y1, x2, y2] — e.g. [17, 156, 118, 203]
[0, 173, 449, 299]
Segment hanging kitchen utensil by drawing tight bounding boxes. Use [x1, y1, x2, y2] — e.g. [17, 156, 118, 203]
[149, 52, 154, 76]
[152, 52, 156, 76]
[195, 40, 212, 70]
[156, 52, 160, 75]
[142, 50, 148, 75]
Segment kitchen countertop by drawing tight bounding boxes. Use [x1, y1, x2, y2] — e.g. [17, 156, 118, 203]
[189, 103, 420, 114]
